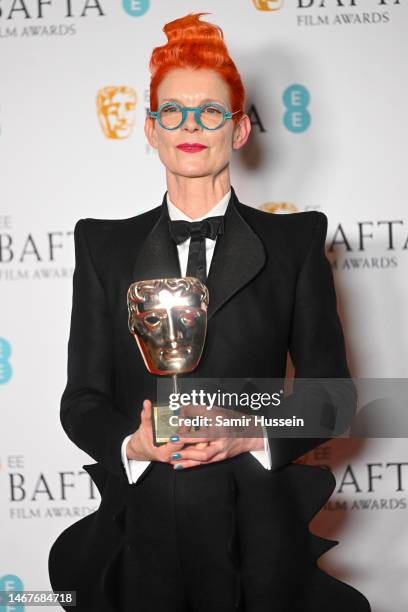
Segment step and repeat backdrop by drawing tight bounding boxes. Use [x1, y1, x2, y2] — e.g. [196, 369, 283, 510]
[1, 1, 407, 610]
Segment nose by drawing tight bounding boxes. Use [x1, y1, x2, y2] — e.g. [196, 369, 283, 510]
[117, 103, 126, 119]
[165, 309, 179, 347]
[182, 109, 200, 132]
[167, 309, 183, 348]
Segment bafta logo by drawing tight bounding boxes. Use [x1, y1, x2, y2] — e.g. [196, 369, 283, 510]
[96, 86, 137, 139]
[252, 0, 284, 11]
[259, 202, 298, 214]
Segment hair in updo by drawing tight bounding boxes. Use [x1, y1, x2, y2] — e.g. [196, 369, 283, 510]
[149, 12, 245, 126]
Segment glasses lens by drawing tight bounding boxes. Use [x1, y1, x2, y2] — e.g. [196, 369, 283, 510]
[159, 104, 183, 129]
[199, 104, 225, 129]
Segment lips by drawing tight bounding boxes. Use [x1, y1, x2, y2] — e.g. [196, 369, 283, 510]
[177, 144, 208, 152]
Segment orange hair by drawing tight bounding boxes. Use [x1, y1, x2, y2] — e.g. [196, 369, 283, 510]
[149, 12, 245, 126]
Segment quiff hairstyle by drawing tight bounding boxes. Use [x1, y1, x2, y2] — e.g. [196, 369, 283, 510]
[148, 12, 245, 126]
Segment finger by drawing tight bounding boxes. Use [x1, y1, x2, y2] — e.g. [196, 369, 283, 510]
[171, 450, 228, 469]
[161, 436, 185, 451]
[172, 460, 203, 470]
[169, 446, 218, 463]
[161, 440, 208, 462]
[195, 442, 209, 449]
[172, 448, 230, 467]
[176, 435, 213, 445]
[141, 400, 152, 424]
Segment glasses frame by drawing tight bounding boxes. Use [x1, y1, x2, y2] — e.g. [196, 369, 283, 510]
[148, 101, 242, 131]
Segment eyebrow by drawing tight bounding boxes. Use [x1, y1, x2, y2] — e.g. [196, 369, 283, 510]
[161, 97, 228, 107]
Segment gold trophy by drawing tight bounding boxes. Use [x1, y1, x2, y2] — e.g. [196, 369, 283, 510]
[127, 277, 209, 445]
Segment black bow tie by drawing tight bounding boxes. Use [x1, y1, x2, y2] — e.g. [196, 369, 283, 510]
[168, 216, 224, 245]
[168, 216, 224, 283]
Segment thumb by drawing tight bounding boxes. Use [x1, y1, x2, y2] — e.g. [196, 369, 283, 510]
[141, 399, 152, 424]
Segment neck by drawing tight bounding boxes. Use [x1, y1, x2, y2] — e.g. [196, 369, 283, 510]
[165, 169, 231, 220]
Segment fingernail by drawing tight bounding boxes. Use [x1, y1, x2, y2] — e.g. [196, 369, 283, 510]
[172, 452, 182, 460]
[174, 464, 183, 470]
[170, 435, 179, 442]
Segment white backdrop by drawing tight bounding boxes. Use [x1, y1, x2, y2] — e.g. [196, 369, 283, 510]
[1, 1, 407, 610]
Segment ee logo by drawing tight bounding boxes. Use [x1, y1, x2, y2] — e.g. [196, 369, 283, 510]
[123, 0, 150, 17]
[0, 574, 24, 611]
[0, 338, 12, 384]
[283, 84, 311, 133]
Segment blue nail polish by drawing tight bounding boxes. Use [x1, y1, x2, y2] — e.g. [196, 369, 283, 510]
[175, 464, 183, 470]
[172, 453, 181, 460]
[170, 435, 180, 442]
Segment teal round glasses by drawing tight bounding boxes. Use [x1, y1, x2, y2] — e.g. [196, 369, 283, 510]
[148, 102, 242, 131]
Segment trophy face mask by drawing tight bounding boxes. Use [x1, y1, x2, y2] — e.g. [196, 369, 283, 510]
[127, 277, 209, 376]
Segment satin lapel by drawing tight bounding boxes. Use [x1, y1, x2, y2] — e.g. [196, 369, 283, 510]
[131, 191, 181, 282]
[206, 187, 266, 321]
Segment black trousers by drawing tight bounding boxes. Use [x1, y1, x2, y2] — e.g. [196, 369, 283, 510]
[116, 453, 371, 612]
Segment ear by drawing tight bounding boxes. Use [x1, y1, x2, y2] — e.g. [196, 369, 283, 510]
[232, 114, 251, 151]
[144, 115, 158, 149]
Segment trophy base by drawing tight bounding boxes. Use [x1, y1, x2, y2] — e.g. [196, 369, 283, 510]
[152, 404, 179, 446]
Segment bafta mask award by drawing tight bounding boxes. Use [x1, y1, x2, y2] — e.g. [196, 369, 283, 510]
[127, 277, 209, 445]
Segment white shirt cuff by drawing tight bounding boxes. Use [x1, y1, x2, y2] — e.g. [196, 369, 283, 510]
[121, 427, 272, 483]
[121, 434, 151, 484]
[249, 425, 272, 470]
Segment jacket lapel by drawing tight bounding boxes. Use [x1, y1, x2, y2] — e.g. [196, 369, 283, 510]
[131, 186, 266, 320]
[206, 187, 266, 320]
[132, 191, 181, 282]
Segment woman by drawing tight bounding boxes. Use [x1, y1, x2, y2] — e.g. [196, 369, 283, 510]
[49, 12, 371, 612]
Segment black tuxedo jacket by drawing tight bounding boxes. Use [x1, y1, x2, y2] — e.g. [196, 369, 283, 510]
[48, 186, 366, 611]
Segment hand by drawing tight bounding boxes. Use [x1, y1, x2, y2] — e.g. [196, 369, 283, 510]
[125, 399, 210, 464]
[169, 403, 264, 469]
[169, 436, 264, 470]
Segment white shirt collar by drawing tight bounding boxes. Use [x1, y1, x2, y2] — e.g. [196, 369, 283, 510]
[166, 189, 231, 221]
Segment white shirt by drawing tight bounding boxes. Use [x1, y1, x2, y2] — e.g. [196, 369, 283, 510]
[121, 189, 272, 484]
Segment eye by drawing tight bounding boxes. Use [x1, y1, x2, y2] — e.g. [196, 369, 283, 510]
[180, 311, 200, 327]
[144, 315, 161, 328]
[161, 104, 179, 114]
[202, 105, 223, 115]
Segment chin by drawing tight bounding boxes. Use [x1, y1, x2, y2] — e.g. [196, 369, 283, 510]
[175, 165, 212, 178]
